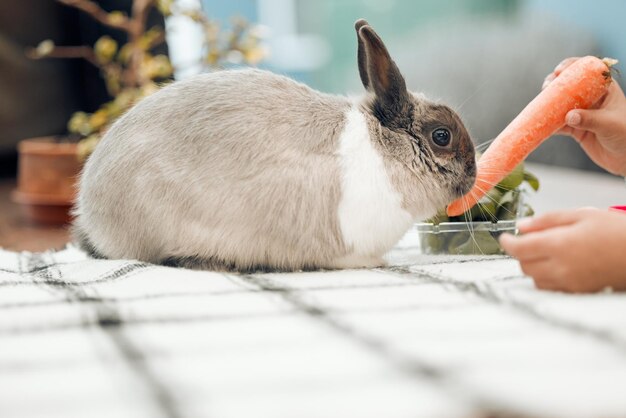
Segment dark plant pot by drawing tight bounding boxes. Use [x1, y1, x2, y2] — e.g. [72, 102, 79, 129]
[12, 137, 82, 225]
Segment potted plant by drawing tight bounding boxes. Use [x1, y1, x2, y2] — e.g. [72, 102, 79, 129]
[13, 0, 265, 224]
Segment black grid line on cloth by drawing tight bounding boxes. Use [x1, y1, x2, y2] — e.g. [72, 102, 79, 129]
[0, 260, 152, 287]
[16, 252, 184, 418]
[0, 297, 486, 337]
[0, 279, 436, 310]
[1, 260, 81, 275]
[0, 309, 296, 336]
[384, 265, 626, 356]
[16, 252, 61, 299]
[237, 273, 514, 417]
[0, 257, 93, 277]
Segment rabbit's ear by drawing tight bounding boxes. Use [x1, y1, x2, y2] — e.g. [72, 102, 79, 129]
[357, 23, 410, 123]
[355, 19, 370, 90]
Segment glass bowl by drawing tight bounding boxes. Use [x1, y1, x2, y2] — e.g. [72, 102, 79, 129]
[414, 192, 525, 255]
[415, 219, 517, 255]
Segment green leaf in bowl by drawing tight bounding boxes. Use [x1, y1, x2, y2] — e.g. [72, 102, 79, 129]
[453, 232, 503, 255]
[523, 171, 540, 191]
[469, 188, 503, 221]
[496, 162, 524, 191]
[495, 190, 519, 220]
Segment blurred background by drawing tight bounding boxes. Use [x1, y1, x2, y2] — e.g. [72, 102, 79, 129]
[2, 0, 625, 176]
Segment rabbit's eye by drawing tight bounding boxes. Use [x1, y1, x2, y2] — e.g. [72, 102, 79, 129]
[432, 128, 451, 147]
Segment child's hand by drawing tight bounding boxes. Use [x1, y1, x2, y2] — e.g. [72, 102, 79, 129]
[544, 57, 626, 176]
[499, 208, 626, 293]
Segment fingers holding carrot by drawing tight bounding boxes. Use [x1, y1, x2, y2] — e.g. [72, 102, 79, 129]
[561, 79, 626, 176]
[565, 104, 621, 139]
[544, 57, 613, 138]
[447, 56, 616, 216]
[542, 56, 580, 89]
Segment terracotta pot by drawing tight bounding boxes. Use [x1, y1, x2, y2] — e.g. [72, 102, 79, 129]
[12, 137, 82, 225]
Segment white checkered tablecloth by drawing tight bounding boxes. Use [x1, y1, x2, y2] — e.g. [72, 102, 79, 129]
[2, 226, 626, 418]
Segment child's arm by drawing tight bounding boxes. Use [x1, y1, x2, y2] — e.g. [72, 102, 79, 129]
[545, 57, 626, 176]
[499, 208, 626, 292]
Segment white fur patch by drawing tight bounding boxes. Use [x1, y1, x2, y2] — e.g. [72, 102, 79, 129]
[336, 107, 414, 259]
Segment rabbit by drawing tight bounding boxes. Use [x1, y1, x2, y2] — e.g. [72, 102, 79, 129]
[72, 19, 476, 272]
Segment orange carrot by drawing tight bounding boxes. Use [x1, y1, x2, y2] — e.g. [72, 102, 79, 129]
[447, 56, 617, 217]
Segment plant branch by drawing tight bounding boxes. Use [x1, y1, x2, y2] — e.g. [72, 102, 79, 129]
[147, 30, 166, 50]
[27, 45, 100, 67]
[57, 0, 131, 31]
[125, 0, 156, 86]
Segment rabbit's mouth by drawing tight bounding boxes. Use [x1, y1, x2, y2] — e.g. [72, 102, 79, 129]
[453, 171, 476, 199]
[458, 158, 477, 196]
[453, 185, 469, 200]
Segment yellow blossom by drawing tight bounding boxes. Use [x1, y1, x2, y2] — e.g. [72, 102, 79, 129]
[107, 11, 127, 26]
[94, 36, 118, 63]
[89, 109, 109, 130]
[67, 112, 90, 136]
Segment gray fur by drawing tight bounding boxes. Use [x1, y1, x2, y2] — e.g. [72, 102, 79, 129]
[74, 70, 348, 271]
[73, 20, 475, 272]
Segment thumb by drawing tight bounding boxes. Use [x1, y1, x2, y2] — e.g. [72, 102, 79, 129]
[565, 109, 615, 137]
